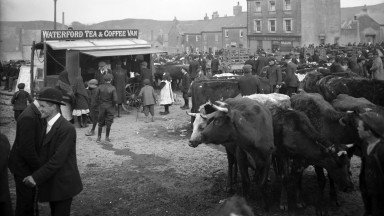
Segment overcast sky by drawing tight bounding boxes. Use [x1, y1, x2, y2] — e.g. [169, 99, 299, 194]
[1, 0, 383, 24]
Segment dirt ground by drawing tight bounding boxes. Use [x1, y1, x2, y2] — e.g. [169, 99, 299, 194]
[0, 89, 365, 216]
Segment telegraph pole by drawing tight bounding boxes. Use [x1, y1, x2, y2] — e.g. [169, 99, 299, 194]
[54, 0, 57, 30]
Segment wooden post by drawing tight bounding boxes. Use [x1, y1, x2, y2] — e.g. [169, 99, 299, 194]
[30, 41, 35, 96]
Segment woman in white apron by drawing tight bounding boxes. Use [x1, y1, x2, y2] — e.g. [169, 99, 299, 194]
[159, 72, 174, 115]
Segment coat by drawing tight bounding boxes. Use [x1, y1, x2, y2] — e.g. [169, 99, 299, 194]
[11, 89, 33, 111]
[112, 66, 129, 104]
[284, 62, 299, 87]
[138, 85, 156, 106]
[8, 102, 45, 178]
[266, 64, 282, 86]
[371, 56, 384, 80]
[159, 80, 174, 105]
[238, 74, 263, 96]
[244, 59, 257, 74]
[0, 133, 12, 216]
[181, 73, 191, 93]
[32, 116, 83, 202]
[211, 59, 220, 72]
[139, 67, 153, 87]
[94, 69, 113, 85]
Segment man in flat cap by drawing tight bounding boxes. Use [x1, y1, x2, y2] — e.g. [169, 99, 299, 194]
[11, 82, 33, 120]
[283, 54, 299, 97]
[371, 51, 384, 80]
[265, 57, 282, 93]
[94, 74, 118, 143]
[357, 111, 384, 216]
[244, 55, 257, 75]
[238, 64, 263, 96]
[23, 87, 83, 216]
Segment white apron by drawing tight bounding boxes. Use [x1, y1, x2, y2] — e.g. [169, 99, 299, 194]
[159, 80, 174, 105]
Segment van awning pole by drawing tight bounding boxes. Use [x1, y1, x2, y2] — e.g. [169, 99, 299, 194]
[30, 41, 35, 96]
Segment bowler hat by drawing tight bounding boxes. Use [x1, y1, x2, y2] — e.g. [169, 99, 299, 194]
[284, 54, 291, 60]
[88, 79, 98, 88]
[243, 64, 252, 73]
[98, 61, 106, 67]
[37, 87, 65, 105]
[360, 111, 384, 139]
[17, 83, 25, 89]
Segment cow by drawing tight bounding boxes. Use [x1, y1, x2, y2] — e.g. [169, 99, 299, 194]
[317, 76, 384, 106]
[291, 92, 359, 207]
[211, 196, 255, 216]
[154, 62, 184, 90]
[200, 97, 275, 211]
[272, 108, 354, 215]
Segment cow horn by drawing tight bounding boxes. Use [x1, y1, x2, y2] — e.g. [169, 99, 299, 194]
[338, 117, 346, 127]
[200, 113, 208, 119]
[187, 112, 197, 117]
[337, 150, 347, 157]
[215, 101, 227, 107]
[212, 104, 228, 113]
[327, 144, 336, 153]
[345, 143, 354, 149]
[346, 110, 354, 114]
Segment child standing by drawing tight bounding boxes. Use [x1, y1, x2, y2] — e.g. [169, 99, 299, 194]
[11, 83, 32, 120]
[138, 79, 157, 122]
[159, 72, 174, 115]
[85, 79, 99, 136]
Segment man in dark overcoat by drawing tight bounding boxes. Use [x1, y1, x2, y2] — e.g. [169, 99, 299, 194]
[356, 111, 384, 216]
[0, 132, 12, 216]
[189, 57, 200, 81]
[256, 52, 268, 76]
[266, 57, 282, 93]
[283, 55, 299, 97]
[238, 65, 263, 96]
[8, 98, 46, 216]
[94, 61, 112, 85]
[23, 87, 83, 216]
[139, 61, 153, 87]
[112, 59, 129, 117]
[211, 56, 220, 75]
[180, 67, 191, 110]
[244, 55, 257, 75]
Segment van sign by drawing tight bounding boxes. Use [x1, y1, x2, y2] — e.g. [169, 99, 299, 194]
[41, 29, 139, 41]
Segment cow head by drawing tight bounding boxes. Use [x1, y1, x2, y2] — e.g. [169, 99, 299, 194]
[324, 143, 354, 192]
[187, 103, 217, 148]
[201, 102, 235, 144]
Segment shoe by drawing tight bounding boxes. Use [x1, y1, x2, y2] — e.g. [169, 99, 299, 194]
[105, 137, 111, 142]
[85, 130, 95, 136]
[160, 111, 169, 115]
[96, 136, 101, 143]
[180, 105, 186, 108]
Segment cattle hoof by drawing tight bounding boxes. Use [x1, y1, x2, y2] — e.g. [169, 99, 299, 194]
[279, 204, 288, 211]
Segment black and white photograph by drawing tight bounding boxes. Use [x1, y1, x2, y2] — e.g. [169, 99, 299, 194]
[0, 0, 384, 215]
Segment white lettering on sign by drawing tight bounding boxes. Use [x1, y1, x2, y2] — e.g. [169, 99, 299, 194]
[41, 29, 139, 41]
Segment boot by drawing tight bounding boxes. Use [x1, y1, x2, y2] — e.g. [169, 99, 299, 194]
[117, 105, 121, 117]
[82, 115, 88, 128]
[105, 126, 111, 142]
[77, 116, 84, 128]
[96, 126, 102, 143]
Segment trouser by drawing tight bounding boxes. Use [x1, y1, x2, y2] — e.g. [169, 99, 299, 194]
[98, 103, 114, 127]
[182, 92, 189, 107]
[8, 77, 17, 91]
[14, 109, 24, 121]
[285, 86, 298, 97]
[14, 175, 36, 216]
[143, 105, 154, 116]
[49, 198, 73, 216]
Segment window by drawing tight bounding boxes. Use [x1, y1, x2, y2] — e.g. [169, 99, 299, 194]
[226, 44, 230, 48]
[196, 35, 199, 42]
[240, 30, 244, 37]
[186, 35, 189, 42]
[284, 19, 293, 32]
[254, 19, 262, 33]
[203, 34, 207, 41]
[284, 0, 291, 10]
[225, 30, 229, 37]
[268, 19, 276, 32]
[269, 1, 276, 11]
[215, 34, 219, 42]
[255, 2, 261, 12]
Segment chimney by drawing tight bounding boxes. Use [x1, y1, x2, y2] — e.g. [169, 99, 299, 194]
[204, 13, 209, 21]
[212, 11, 219, 19]
[233, 1, 242, 16]
[362, 4, 368, 13]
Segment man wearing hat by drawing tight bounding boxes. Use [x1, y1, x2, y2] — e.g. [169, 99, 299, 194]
[11, 82, 33, 120]
[94, 74, 118, 142]
[189, 57, 200, 81]
[256, 52, 268, 76]
[112, 58, 129, 117]
[357, 56, 368, 78]
[238, 64, 263, 96]
[283, 55, 299, 97]
[94, 61, 113, 85]
[370, 51, 384, 80]
[23, 87, 83, 216]
[139, 61, 153, 88]
[356, 111, 384, 216]
[8, 90, 46, 216]
[265, 57, 282, 93]
[85, 79, 99, 136]
[245, 55, 257, 75]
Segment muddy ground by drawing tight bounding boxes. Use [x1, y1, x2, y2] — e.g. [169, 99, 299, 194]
[0, 90, 365, 216]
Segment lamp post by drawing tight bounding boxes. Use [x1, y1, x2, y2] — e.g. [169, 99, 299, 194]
[54, 0, 57, 30]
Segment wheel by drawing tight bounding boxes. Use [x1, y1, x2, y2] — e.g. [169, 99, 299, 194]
[123, 83, 141, 112]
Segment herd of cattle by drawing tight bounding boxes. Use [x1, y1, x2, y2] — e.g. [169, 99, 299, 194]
[184, 70, 384, 215]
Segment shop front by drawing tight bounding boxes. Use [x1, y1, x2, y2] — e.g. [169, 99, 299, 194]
[31, 29, 165, 94]
[248, 35, 301, 53]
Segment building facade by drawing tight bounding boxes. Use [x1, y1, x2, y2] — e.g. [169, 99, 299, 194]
[247, 0, 341, 51]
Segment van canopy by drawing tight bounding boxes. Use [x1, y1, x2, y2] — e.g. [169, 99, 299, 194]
[35, 38, 166, 56]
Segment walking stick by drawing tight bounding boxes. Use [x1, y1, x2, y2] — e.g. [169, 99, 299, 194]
[34, 187, 39, 216]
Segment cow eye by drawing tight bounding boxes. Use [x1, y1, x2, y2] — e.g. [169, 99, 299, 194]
[214, 118, 224, 126]
[198, 125, 205, 131]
